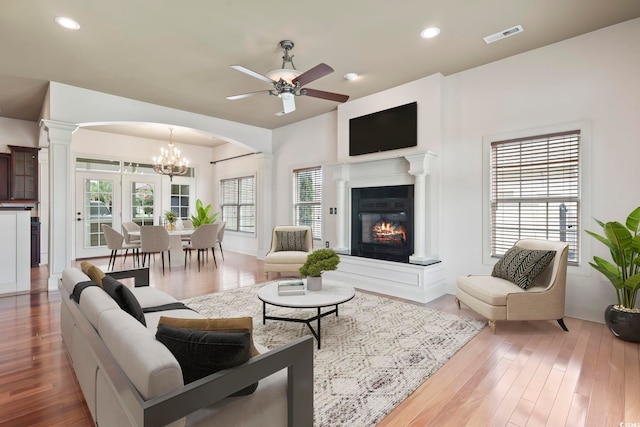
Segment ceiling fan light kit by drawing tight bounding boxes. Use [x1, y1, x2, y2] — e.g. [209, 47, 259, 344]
[227, 40, 349, 115]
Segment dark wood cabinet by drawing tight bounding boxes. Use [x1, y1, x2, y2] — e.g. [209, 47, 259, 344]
[0, 153, 9, 201]
[8, 146, 39, 202]
[31, 218, 41, 267]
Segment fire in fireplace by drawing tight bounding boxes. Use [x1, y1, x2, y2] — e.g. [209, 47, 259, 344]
[371, 220, 407, 244]
[351, 185, 414, 263]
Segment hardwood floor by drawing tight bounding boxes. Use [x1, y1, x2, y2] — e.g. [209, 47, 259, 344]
[1, 251, 638, 426]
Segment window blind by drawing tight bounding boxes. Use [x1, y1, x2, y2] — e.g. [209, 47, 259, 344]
[294, 167, 322, 239]
[220, 176, 255, 233]
[491, 130, 580, 263]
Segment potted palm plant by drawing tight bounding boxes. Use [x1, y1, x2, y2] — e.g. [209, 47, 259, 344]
[586, 206, 640, 342]
[299, 249, 340, 291]
[191, 199, 219, 228]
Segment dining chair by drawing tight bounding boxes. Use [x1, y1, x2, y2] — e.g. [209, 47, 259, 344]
[140, 225, 171, 275]
[121, 221, 141, 243]
[102, 224, 140, 270]
[183, 223, 219, 271]
[216, 221, 226, 261]
[181, 219, 194, 242]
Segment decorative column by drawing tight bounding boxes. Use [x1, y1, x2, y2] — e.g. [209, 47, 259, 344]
[331, 164, 350, 253]
[405, 153, 436, 264]
[41, 120, 78, 290]
[255, 153, 273, 258]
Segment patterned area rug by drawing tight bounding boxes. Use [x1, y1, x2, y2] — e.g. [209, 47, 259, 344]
[183, 285, 485, 427]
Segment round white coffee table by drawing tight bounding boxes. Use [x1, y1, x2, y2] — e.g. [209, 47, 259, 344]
[257, 279, 355, 349]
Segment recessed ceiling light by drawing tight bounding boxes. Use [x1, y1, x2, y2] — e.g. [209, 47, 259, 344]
[420, 27, 440, 39]
[55, 16, 80, 30]
[344, 72, 359, 81]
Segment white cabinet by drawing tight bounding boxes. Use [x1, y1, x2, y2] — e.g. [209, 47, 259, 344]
[0, 210, 30, 294]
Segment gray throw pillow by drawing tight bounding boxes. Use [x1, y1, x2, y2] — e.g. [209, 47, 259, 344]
[491, 246, 556, 289]
[275, 230, 308, 252]
[155, 325, 258, 395]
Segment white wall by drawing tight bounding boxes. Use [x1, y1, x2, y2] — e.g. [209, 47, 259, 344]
[0, 117, 38, 151]
[272, 112, 338, 249]
[441, 18, 640, 322]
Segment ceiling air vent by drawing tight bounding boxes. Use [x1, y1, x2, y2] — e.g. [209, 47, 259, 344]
[483, 25, 524, 44]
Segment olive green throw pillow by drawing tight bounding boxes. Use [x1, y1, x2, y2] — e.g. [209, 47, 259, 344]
[80, 261, 106, 287]
[491, 246, 556, 289]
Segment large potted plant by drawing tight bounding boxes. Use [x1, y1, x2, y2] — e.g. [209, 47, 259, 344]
[191, 199, 219, 228]
[586, 206, 640, 342]
[299, 249, 340, 291]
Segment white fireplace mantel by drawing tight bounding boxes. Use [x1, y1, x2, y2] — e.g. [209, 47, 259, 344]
[328, 151, 443, 303]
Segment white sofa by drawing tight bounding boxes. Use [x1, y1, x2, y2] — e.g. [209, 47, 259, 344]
[59, 266, 313, 427]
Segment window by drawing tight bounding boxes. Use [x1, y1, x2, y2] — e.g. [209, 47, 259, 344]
[130, 181, 155, 226]
[293, 167, 322, 240]
[170, 184, 190, 219]
[221, 176, 255, 233]
[490, 130, 580, 264]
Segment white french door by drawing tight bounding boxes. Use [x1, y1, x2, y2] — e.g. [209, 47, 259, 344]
[75, 172, 122, 259]
[122, 174, 161, 226]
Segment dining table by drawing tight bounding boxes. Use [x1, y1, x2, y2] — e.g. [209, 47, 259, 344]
[128, 228, 194, 268]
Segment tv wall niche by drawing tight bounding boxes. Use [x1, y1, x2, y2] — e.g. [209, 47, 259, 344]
[349, 101, 417, 156]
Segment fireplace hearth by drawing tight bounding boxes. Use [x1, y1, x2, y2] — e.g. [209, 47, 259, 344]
[351, 185, 414, 263]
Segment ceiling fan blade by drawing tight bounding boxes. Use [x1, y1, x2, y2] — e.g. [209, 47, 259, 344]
[292, 63, 334, 87]
[226, 90, 272, 100]
[281, 92, 296, 114]
[230, 65, 274, 83]
[302, 88, 349, 103]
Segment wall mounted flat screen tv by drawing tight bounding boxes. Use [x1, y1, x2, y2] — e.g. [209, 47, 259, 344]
[349, 101, 417, 156]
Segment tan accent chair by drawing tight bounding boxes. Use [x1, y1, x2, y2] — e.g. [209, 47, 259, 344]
[102, 224, 140, 270]
[264, 225, 313, 278]
[455, 239, 569, 333]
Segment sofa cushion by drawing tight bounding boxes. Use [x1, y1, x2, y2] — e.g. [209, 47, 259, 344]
[275, 230, 308, 252]
[159, 316, 259, 357]
[61, 268, 91, 294]
[491, 246, 556, 289]
[131, 286, 182, 308]
[80, 261, 106, 287]
[102, 276, 147, 326]
[78, 286, 121, 329]
[98, 309, 184, 400]
[155, 324, 258, 395]
[457, 274, 525, 306]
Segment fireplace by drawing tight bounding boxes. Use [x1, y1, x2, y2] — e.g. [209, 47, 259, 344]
[351, 185, 414, 263]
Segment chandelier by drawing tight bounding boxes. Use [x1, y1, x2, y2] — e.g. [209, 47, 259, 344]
[153, 128, 188, 181]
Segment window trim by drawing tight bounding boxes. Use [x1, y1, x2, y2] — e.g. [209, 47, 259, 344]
[482, 120, 592, 275]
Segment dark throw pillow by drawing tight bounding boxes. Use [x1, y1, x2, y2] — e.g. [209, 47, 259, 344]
[158, 316, 259, 357]
[101, 275, 147, 326]
[275, 230, 308, 252]
[155, 324, 258, 395]
[491, 246, 556, 289]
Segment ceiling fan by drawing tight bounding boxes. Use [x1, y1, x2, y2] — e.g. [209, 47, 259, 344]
[226, 40, 349, 116]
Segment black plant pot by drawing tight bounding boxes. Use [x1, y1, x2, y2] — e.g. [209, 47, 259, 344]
[604, 304, 640, 342]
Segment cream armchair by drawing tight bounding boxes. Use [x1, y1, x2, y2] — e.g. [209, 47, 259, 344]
[456, 239, 569, 333]
[264, 225, 313, 278]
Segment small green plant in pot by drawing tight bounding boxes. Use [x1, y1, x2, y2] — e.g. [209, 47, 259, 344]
[164, 210, 178, 230]
[191, 199, 219, 228]
[586, 206, 640, 342]
[299, 249, 340, 291]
